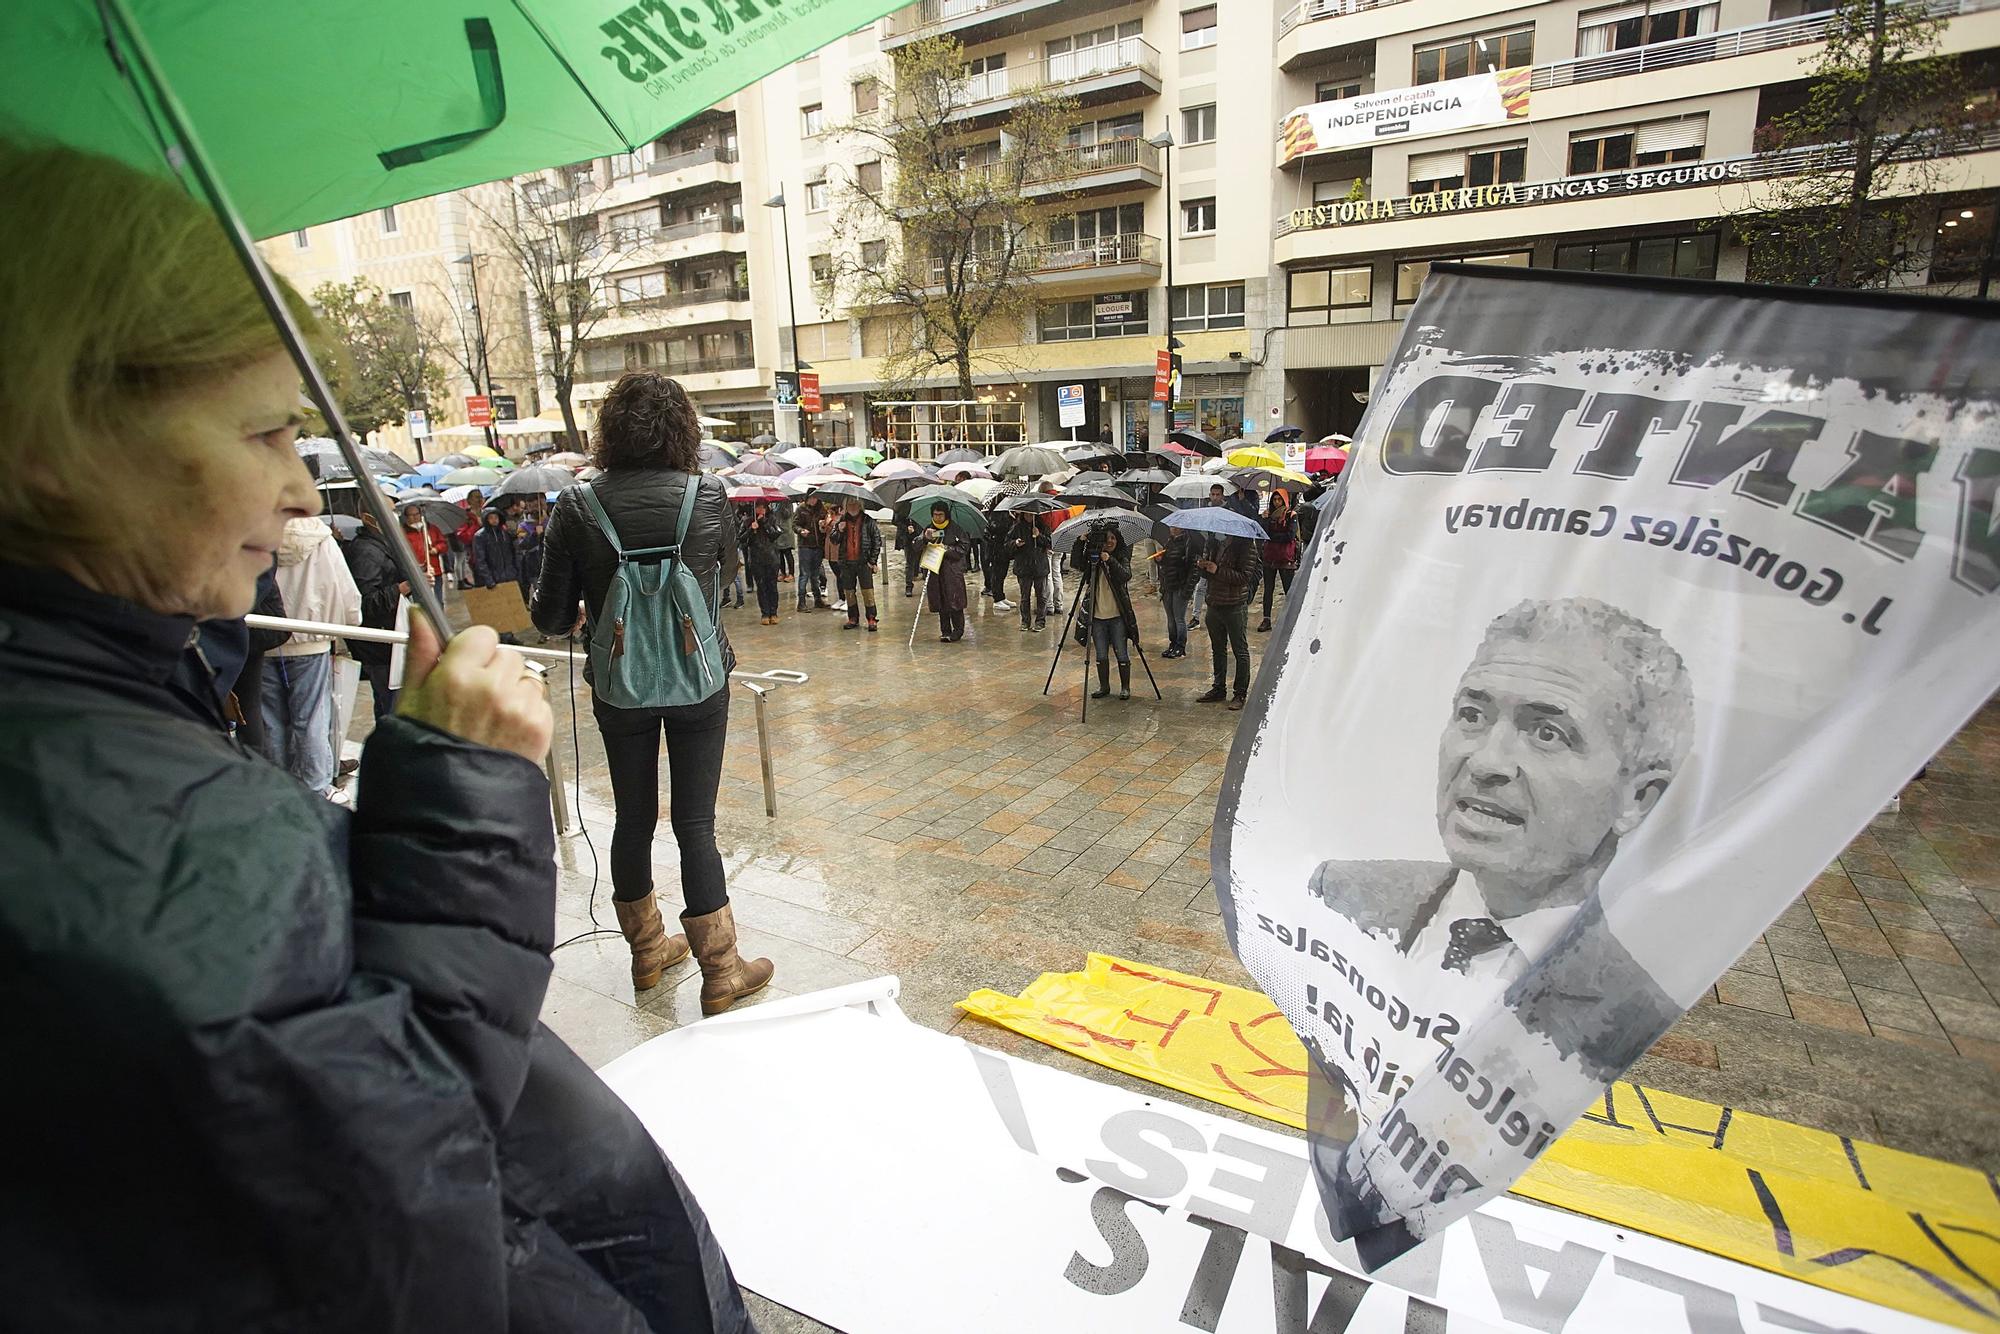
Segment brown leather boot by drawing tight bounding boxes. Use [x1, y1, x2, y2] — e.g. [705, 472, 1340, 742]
[614, 893, 689, 990]
[681, 903, 776, 1015]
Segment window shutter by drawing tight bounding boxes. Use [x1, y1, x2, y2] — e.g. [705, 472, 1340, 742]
[1409, 148, 1462, 179]
[1634, 114, 1706, 153]
[1579, 1, 1648, 26]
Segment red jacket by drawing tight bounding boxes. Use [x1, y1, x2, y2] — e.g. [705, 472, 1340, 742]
[404, 522, 448, 578]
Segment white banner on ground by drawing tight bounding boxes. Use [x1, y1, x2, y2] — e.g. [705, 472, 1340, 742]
[600, 997, 1947, 1333]
[1279, 70, 1531, 165]
[1213, 265, 2000, 1264]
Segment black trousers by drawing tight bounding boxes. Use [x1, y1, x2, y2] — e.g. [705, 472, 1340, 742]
[1013, 564, 1047, 623]
[1206, 601, 1251, 696]
[360, 658, 395, 722]
[592, 688, 730, 912]
[937, 607, 965, 640]
[753, 567, 780, 617]
[1261, 565, 1296, 618]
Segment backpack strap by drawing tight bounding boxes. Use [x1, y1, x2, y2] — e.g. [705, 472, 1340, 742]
[577, 479, 685, 561]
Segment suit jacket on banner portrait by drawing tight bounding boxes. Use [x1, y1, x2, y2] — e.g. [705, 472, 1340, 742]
[1211, 264, 2000, 1267]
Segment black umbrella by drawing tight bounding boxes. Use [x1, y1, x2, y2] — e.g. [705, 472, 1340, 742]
[1231, 466, 1311, 495]
[1168, 429, 1222, 458]
[732, 453, 789, 478]
[436, 452, 477, 468]
[934, 447, 986, 467]
[871, 475, 936, 506]
[1050, 509, 1154, 554]
[810, 479, 890, 510]
[1052, 476, 1139, 510]
[1115, 468, 1179, 488]
[1266, 425, 1307, 444]
[997, 493, 1066, 514]
[1121, 451, 1183, 473]
[751, 432, 780, 447]
[1062, 442, 1119, 465]
[400, 499, 467, 532]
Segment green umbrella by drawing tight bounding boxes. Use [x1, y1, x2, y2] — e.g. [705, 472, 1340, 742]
[6, 1, 908, 239]
[477, 455, 514, 470]
[893, 485, 986, 536]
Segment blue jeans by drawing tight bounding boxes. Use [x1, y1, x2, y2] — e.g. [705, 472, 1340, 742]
[260, 650, 335, 792]
[1091, 616, 1130, 665]
[796, 546, 824, 607]
[1162, 586, 1190, 653]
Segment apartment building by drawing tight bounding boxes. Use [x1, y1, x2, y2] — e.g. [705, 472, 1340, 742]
[261, 186, 539, 453]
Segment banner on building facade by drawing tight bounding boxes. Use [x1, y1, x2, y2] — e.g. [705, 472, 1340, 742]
[1214, 265, 2000, 1265]
[1279, 69, 1531, 165]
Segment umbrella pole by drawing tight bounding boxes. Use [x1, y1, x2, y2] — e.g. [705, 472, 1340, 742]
[907, 572, 930, 648]
[1042, 579, 1083, 696]
[94, 0, 450, 638]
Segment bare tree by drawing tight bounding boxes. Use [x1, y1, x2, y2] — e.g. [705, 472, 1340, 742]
[472, 170, 620, 447]
[819, 37, 1075, 400]
[1730, 0, 1995, 287]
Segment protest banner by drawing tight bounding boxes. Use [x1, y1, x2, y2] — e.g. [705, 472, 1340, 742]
[1214, 265, 2000, 1265]
[1278, 69, 1530, 164]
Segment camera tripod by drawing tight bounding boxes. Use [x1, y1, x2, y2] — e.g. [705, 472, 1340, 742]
[1042, 555, 1162, 722]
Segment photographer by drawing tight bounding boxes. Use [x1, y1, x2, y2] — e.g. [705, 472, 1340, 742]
[1072, 525, 1139, 701]
[920, 501, 972, 642]
[1008, 509, 1051, 632]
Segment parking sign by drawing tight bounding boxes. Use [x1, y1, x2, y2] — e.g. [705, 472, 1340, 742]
[1057, 384, 1085, 429]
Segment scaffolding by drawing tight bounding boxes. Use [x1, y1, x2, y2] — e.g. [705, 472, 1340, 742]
[877, 399, 1028, 457]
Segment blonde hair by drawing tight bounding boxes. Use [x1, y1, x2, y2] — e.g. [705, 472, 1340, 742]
[0, 141, 321, 565]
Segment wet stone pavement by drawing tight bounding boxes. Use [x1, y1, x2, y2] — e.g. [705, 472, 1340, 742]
[409, 561, 2000, 1329]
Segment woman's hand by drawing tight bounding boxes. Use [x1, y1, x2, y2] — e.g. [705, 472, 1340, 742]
[395, 617, 553, 763]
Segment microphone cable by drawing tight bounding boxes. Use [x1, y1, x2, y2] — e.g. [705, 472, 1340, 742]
[551, 626, 619, 953]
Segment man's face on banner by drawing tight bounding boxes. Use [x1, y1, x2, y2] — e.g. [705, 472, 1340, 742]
[1433, 639, 1660, 904]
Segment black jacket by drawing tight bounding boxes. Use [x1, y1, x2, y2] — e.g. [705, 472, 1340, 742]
[1006, 518, 1051, 578]
[793, 501, 830, 548]
[471, 519, 521, 587]
[0, 563, 748, 1332]
[342, 527, 404, 669]
[1204, 535, 1263, 607]
[1157, 532, 1199, 594]
[1071, 542, 1140, 644]
[741, 507, 784, 575]
[530, 468, 740, 670]
[825, 509, 882, 566]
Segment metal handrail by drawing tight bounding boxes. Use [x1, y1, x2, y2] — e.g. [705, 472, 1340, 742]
[613, 285, 752, 314]
[244, 614, 809, 825]
[953, 38, 1161, 110]
[648, 143, 740, 176]
[1028, 136, 1161, 182]
[1281, 0, 1996, 51]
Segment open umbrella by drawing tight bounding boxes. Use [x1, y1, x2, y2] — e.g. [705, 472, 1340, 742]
[1052, 476, 1140, 510]
[1050, 509, 1154, 555]
[827, 456, 871, 477]
[1305, 445, 1350, 475]
[413, 462, 451, 479]
[808, 479, 890, 511]
[1226, 446, 1285, 469]
[440, 467, 496, 487]
[545, 452, 590, 469]
[1164, 475, 1227, 502]
[996, 494, 1067, 515]
[1168, 429, 1222, 458]
[325, 514, 363, 538]
[869, 457, 933, 480]
[892, 485, 985, 535]
[992, 444, 1069, 480]
[954, 477, 1004, 505]
[750, 433, 780, 447]
[934, 448, 986, 467]
[1120, 451, 1182, 474]
[495, 465, 576, 496]
[698, 443, 738, 471]
[1266, 425, 1308, 444]
[732, 454, 790, 478]
[776, 446, 826, 467]
[726, 483, 790, 504]
[463, 443, 499, 460]
[403, 498, 470, 531]
[1114, 468, 1179, 488]
[1062, 443, 1120, 468]
[1162, 507, 1267, 541]
[830, 446, 885, 470]
[435, 453, 477, 469]
[869, 475, 936, 506]
[477, 455, 514, 470]
[938, 462, 994, 482]
[1231, 466, 1314, 494]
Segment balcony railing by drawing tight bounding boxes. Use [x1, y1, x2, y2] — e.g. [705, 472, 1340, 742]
[1024, 231, 1161, 274]
[888, 0, 1023, 39]
[611, 284, 751, 315]
[955, 37, 1160, 109]
[648, 143, 739, 176]
[1028, 135, 1162, 182]
[1274, 124, 2000, 237]
[1283, 0, 1995, 44]
[583, 351, 757, 381]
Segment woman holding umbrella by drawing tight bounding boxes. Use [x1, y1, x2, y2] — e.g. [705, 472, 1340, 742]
[0, 145, 750, 1330]
[400, 500, 450, 600]
[1072, 523, 1140, 699]
[1258, 487, 1300, 633]
[1008, 507, 1052, 632]
[920, 500, 973, 642]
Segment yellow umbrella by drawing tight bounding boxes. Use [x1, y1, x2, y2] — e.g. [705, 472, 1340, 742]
[1226, 446, 1284, 468]
[464, 443, 500, 459]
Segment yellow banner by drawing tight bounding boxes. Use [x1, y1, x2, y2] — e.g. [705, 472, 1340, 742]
[961, 954, 2000, 1331]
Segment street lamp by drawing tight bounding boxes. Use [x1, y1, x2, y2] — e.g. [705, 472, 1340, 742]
[454, 251, 497, 457]
[763, 188, 812, 448]
[1147, 126, 1183, 442]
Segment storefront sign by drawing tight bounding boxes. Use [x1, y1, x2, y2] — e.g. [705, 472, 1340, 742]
[1152, 349, 1174, 404]
[465, 394, 491, 427]
[1094, 297, 1134, 321]
[800, 371, 822, 413]
[1287, 161, 1745, 232]
[1280, 69, 1530, 165]
[1218, 264, 2000, 1265]
[491, 393, 519, 423]
[772, 370, 799, 407]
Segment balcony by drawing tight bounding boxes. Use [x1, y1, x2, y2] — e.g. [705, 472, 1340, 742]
[921, 233, 1160, 287]
[595, 217, 748, 263]
[649, 144, 738, 176]
[945, 39, 1162, 125]
[615, 284, 751, 313]
[1025, 136, 1162, 198]
[880, 0, 1134, 49]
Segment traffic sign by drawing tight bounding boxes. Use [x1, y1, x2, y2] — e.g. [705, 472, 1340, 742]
[800, 372, 822, 413]
[1057, 383, 1085, 429]
[465, 394, 491, 427]
[407, 408, 430, 439]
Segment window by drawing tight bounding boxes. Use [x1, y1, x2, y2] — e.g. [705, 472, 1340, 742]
[1183, 196, 1217, 234]
[1932, 204, 2000, 285]
[1312, 176, 1360, 203]
[855, 159, 884, 195]
[964, 52, 1007, 99]
[1316, 80, 1363, 102]
[292, 229, 310, 248]
[1395, 252, 1530, 306]
[1466, 141, 1527, 187]
[1633, 114, 1706, 165]
[1414, 27, 1533, 84]
[379, 205, 399, 235]
[608, 148, 647, 181]
[1408, 148, 1464, 194]
[1038, 291, 1149, 340]
[612, 269, 668, 305]
[1172, 283, 1246, 332]
[862, 239, 887, 267]
[951, 140, 1002, 173]
[1181, 5, 1217, 49]
[1555, 232, 1718, 278]
[806, 177, 828, 212]
[1047, 202, 1146, 245]
[1183, 104, 1217, 144]
[809, 253, 833, 283]
[1287, 267, 1371, 325]
[853, 79, 880, 114]
[1067, 114, 1143, 147]
[800, 103, 824, 136]
[1577, 0, 1718, 56]
[608, 206, 658, 248]
[1568, 127, 1634, 174]
[387, 290, 416, 319]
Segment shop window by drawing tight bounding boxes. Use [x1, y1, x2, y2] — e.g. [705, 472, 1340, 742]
[1932, 203, 2000, 287]
[1395, 252, 1530, 308]
[1414, 27, 1533, 85]
[1181, 5, 1217, 49]
[1553, 232, 1717, 279]
[1039, 291, 1148, 340]
[1172, 283, 1246, 332]
[1576, 0, 1718, 56]
[1287, 267, 1371, 326]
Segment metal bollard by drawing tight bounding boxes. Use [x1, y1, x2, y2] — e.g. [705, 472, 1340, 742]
[729, 669, 808, 818]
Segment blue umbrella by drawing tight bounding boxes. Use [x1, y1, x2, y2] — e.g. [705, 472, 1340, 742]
[391, 472, 426, 489]
[413, 462, 450, 479]
[1162, 507, 1266, 541]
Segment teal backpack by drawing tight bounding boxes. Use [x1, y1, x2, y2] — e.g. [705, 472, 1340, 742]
[575, 479, 727, 709]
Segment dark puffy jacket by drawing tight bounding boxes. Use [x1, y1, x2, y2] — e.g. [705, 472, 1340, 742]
[793, 502, 829, 548]
[516, 525, 544, 591]
[1261, 506, 1300, 571]
[471, 518, 521, 587]
[341, 527, 403, 669]
[741, 507, 784, 575]
[1006, 517, 1050, 578]
[0, 563, 749, 1332]
[825, 509, 882, 567]
[1205, 535, 1263, 607]
[1070, 541, 1140, 644]
[530, 467, 740, 671]
[1157, 532, 1199, 594]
